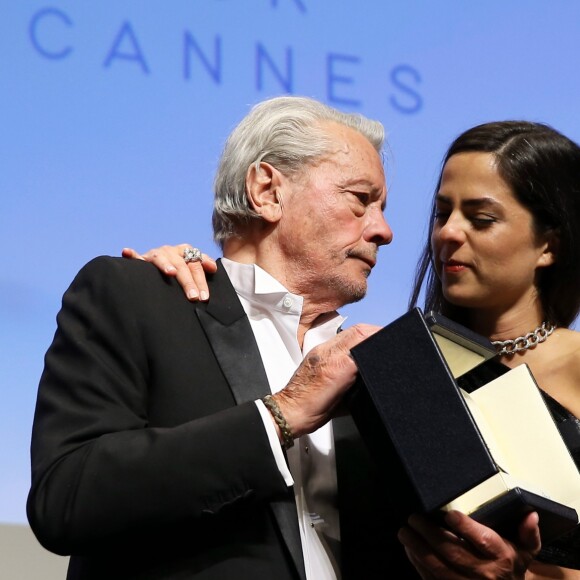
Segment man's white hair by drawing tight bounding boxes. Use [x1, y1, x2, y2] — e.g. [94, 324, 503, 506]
[212, 95, 385, 245]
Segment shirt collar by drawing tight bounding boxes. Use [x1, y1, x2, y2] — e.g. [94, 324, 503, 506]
[221, 257, 346, 336]
[222, 257, 288, 296]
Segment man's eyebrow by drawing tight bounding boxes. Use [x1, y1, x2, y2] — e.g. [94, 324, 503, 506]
[342, 177, 379, 188]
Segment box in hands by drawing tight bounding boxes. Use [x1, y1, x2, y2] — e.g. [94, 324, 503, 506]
[348, 308, 580, 543]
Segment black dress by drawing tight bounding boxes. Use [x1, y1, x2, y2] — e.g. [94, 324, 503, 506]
[536, 391, 580, 569]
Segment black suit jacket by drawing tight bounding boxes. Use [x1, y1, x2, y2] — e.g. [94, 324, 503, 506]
[27, 257, 418, 579]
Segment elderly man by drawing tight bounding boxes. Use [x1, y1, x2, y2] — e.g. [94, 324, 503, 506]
[28, 96, 540, 579]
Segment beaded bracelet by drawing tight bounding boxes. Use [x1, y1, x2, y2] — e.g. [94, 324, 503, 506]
[262, 394, 294, 450]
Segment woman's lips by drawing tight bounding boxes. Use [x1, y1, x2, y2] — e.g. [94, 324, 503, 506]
[442, 260, 468, 274]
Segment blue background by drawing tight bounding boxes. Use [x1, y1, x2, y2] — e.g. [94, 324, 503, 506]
[2, 1, 580, 524]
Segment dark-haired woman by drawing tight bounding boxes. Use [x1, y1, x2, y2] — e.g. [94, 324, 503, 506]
[405, 120, 580, 578]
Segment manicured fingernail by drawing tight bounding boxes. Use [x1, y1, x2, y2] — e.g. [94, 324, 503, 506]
[165, 266, 177, 273]
[187, 289, 199, 300]
[200, 291, 209, 301]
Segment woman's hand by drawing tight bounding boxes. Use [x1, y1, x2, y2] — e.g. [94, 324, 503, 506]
[398, 510, 541, 579]
[122, 244, 217, 301]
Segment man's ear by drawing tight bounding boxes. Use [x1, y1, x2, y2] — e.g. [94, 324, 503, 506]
[245, 162, 284, 224]
[536, 230, 559, 269]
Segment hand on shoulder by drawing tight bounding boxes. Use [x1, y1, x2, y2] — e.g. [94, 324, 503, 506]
[122, 244, 217, 301]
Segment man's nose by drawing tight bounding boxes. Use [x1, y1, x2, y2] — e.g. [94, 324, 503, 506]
[366, 208, 393, 246]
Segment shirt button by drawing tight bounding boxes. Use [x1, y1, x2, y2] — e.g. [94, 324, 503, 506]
[283, 296, 293, 308]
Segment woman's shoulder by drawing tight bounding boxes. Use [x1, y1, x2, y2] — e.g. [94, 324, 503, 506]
[553, 327, 580, 355]
[537, 328, 580, 416]
[551, 329, 580, 378]
[530, 327, 580, 369]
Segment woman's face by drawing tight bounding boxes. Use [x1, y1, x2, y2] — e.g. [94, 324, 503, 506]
[431, 152, 554, 313]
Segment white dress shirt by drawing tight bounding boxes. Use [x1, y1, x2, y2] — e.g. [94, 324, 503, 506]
[221, 258, 345, 580]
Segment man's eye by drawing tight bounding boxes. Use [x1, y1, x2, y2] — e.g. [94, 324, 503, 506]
[351, 192, 368, 204]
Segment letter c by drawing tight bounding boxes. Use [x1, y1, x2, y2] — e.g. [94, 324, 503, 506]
[29, 8, 73, 60]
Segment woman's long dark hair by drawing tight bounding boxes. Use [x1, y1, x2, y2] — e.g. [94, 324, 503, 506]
[409, 121, 580, 328]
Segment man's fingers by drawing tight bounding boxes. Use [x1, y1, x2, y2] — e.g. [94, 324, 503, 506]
[335, 323, 382, 351]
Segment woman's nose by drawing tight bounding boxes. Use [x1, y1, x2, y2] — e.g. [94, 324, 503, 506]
[436, 214, 466, 243]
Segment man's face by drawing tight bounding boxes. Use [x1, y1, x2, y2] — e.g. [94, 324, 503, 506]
[275, 122, 393, 308]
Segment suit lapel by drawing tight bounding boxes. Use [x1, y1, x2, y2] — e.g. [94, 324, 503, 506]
[197, 314, 268, 405]
[196, 261, 307, 580]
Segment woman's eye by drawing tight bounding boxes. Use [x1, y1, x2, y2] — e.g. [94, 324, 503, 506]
[471, 215, 497, 226]
[434, 211, 449, 221]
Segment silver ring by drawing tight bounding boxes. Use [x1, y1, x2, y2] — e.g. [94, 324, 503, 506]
[183, 247, 203, 263]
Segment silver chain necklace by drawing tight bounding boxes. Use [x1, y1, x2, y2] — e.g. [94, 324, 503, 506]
[491, 322, 556, 356]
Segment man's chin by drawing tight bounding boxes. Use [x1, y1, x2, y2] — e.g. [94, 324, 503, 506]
[334, 279, 368, 306]
[317, 267, 370, 307]
[345, 290, 366, 305]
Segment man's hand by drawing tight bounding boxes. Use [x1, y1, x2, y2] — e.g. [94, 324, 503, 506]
[122, 244, 217, 301]
[271, 324, 380, 440]
[398, 510, 541, 579]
